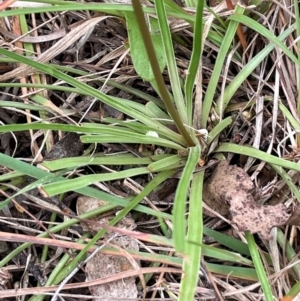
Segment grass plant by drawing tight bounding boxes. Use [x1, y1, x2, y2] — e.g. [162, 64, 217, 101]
[0, 0, 300, 300]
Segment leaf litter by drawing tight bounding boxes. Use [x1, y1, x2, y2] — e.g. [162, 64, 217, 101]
[1, 0, 300, 300]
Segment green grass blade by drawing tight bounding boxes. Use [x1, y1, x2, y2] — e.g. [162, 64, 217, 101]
[0, 171, 24, 182]
[185, 0, 204, 125]
[201, 4, 245, 128]
[0, 48, 186, 146]
[203, 227, 250, 256]
[148, 155, 186, 172]
[207, 116, 232, 145]
[113, 169, 176, 231]
[155, 0, 187, 126]
[80, 134, 185, 150]
[216, 25, 296, 115]
[282, 280, 300, 301]
[0, 170, 67, 211]
[0, 2, 195, 25]
[41, 154, 153, 171]
[279, 100, 300, 129]
[207, 263, 258, 281]
[277, 229, 300, 279]
[229, 15, 299, 66]
[246, 232, 274, 301]
[173, 143, 201, 253]
[215, 143, 300, 172]
[270, 164, 300, 203]
[179, 171, 204, 301]
[42, 167, 151, 196]
[131, 0, 194, 146]
[145, 101, 171, 120]
[0, 3, 134, 18]
[0, 152, 172, 220]
[202, 243, 252, 265]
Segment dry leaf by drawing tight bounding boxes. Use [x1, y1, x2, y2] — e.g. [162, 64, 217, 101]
[77, 196, 139, 301]
[0, 268, 12, 290]
[203, 161, 291, 240]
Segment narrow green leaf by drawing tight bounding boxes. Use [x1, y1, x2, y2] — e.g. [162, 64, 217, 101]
[206, 263, 258, 281]
[0, 123, 134, 135]
[229, 15, 299, 67]
[145, 101, 171, 120]
[80, 134, 185, 150]
[130, 0, 195, 147]
[277, 229, 300, 279]
[41, 154, 153, 171]
[201, 5, 245, 128]
[148, 155, 186, 172]
[0, 152, 172, 220]
[215, 143, 300, 172]
[0, 171, 24, 181]
[216, 26, 296, 115]
[42, 167, 151, 196]
[207, 116, 232, 145]
[0, 48, 186, 146]
[202, 243, 252, 265]
[173, 144, 201, 253]
[203, 227, 250, 256]
[155, 0, 187, 125]
[185, 0, 204, 125]
[0, 170, 67, 211]
[246, 232, 274, 301]
[270, 164, 300, 203]
[282, 280, 300, 301]
[179, 171, 204, 301]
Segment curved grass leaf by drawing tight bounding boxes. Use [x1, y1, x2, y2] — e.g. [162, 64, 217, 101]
[216, 26, 296, 116]
[0, 152, 171, 219]
[42, 167, 151, 196]
[145, 101, 171, 120]
[229, 15, 299, 66]
[0, 48, 186, 145]
[202, 243, 252, 265]
[207, 116, 232, 145]
[215, 143, 300, 172]
[0, 123, 136, 135]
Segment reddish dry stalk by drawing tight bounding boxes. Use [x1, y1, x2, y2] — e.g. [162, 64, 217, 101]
[0, 0, 16, 10]
[225, 0, 247, 52]
[0, 231, 180, 266]
[0, 267, 182, 298]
